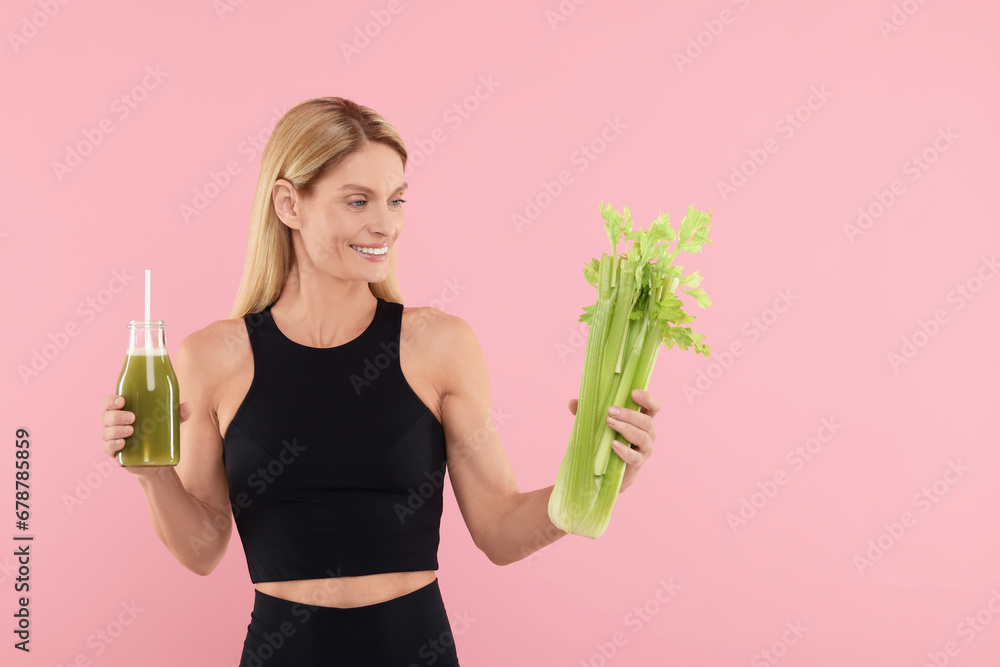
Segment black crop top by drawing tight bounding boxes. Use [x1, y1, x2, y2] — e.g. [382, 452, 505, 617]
[222, 297, 447, 583]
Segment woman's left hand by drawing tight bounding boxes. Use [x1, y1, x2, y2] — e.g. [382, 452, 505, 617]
[567, 388, 661, 493]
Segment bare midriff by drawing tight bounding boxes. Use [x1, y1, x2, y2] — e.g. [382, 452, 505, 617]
[255, 570, 438, 608]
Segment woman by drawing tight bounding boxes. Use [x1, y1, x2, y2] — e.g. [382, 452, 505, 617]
[99, 97, 661, 666]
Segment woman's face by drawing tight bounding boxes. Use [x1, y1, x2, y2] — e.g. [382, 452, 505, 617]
[279, 141, 407, 284]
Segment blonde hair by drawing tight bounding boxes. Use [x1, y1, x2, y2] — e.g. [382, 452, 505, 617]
[230, 97, 407, 319]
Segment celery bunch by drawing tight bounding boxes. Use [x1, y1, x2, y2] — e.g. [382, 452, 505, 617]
[548, 203, 714, 538]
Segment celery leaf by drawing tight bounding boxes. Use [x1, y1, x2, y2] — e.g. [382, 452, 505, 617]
[679, 270, 703, 287]
[583, 258, 599, 287]
[685, 288, 713, 309]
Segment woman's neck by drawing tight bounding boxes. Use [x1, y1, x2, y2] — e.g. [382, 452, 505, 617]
[270, 264, 378, 348]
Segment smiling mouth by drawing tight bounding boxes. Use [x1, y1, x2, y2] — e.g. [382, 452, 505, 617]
[350, 244, 389, 256]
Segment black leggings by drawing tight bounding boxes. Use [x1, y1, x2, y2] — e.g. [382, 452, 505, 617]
[238, 579, 460, 666]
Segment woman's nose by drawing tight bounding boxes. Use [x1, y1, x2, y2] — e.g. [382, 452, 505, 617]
[369, 202, 400, 235]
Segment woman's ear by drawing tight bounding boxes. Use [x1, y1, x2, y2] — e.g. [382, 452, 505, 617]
[272, 179, 303, 230]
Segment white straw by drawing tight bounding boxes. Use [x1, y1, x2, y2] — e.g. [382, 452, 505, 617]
[144, 269, 155, 390]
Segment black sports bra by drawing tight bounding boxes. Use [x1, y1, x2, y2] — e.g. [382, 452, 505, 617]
[222, 297, 447, 583]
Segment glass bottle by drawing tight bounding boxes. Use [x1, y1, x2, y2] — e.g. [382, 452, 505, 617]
[116, 321, 180, 466]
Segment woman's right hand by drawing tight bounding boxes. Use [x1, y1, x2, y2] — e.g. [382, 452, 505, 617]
[99, 395, 190, 479]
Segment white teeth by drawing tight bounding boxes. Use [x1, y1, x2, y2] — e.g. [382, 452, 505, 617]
[351, 245, 388, 255]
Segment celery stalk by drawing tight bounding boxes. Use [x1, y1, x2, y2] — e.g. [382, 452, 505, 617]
[548, 203, 714, 538]
[598, 259, 639, 403]
[548, 254, 616, 533]
[577, 293, 663, 537]
[592, 314, 648, 475]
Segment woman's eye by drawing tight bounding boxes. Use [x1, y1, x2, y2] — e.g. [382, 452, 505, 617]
[391, 198, 407, 206]
[349, 200, 366, 207]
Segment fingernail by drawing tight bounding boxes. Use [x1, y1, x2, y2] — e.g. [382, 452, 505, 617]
[115, 397, 124, 407]
[608, 406, 620, 417]
[607, 415, 617, 425]
[125, 426, 133, 435]
[125, 414, 134, 423]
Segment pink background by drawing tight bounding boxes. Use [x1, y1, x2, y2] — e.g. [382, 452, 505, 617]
[3, 0, 999, 665]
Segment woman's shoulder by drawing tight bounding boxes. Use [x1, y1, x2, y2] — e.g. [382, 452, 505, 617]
[400, 304, 482, 362]
[176, 317, 251, 384]
[401, 303, 469, 337]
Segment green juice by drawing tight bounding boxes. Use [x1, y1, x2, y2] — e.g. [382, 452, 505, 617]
[116, 348, 180, 466]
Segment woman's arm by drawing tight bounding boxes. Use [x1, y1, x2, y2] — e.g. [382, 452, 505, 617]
[432, 313, 658, 566]
[100, 323, 237, 575]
